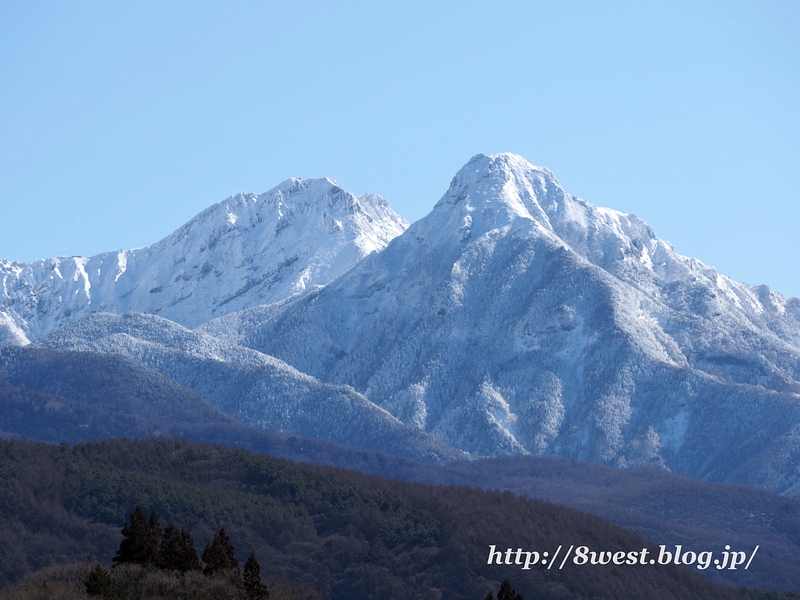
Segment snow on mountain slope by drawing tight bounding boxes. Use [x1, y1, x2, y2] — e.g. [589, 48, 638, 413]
[415, 153, 800, 386]
[213, 153, 800, 492]
[0, 313, 28, 347]
[0, 179, 408, 343]
[34, 312, 464, 464]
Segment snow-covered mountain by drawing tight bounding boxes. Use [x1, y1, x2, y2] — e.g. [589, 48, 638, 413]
[7, 152, 800, 491]
[0, 178, 407, 342]
[206, 153, 800, 492]
[33, 312, 464, 464]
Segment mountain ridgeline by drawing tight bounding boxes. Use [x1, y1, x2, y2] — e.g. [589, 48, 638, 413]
[2, 154, 800, 491]
[0, 178, 407, 342]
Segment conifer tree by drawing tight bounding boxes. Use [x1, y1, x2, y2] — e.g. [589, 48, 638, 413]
[202, 528, 239, 575]
[497, 579, 524, 600]
[149, 510, 162, 546]
[243, 553, 269, 600]
[83, 562, 112, 596]
[113, 505, 160, 566]
[158, 523, 201, 573]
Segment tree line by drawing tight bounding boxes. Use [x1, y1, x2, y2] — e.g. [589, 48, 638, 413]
[82, 505, 268, 600]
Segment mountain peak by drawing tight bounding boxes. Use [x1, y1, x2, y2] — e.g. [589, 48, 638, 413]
[261, 177, 395, 220]
[269, 176, 341, 200]
[424, 153, 567, 243]
[1, 176, 408, 339]
[442, 153, 562, 201]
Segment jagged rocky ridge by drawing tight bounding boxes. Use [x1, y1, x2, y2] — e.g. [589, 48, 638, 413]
[6, 153, 800, 493]
[0, 178, 407, 341]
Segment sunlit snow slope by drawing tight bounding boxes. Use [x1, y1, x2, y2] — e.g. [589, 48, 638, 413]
[0, 179, 407, 342]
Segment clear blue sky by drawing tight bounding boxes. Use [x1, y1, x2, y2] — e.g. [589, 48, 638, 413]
[2, 1, 798, 297]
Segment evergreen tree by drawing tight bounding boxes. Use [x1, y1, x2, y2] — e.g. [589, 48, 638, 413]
[83, 562, 112, 596]
[158, 522, 201, 573]
[497, 579, 524, 600]
[149, 510, 162, 547]
[202, 528, 239, 575]
[243, 553, 269, 600]
[113, 505, 160, 566]
[483, 590, 495, 600]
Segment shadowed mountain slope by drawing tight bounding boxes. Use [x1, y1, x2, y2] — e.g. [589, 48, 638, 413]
[0, 346, 239, 441]
[32, 313, 464, 463]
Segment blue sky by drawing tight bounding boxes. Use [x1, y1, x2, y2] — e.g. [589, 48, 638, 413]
[2, 1, 798, 297]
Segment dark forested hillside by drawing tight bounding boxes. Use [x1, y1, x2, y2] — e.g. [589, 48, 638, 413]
[0, 437, 791, 600]
[207, 438, 800, 592]
[416, 456, 800, 592]
[0, 346, 238, 440]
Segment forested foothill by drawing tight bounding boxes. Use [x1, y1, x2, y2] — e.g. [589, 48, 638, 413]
[4, 347, 800, 592]
[0, 438, 799, 600]
[418, 456, 800, 592]
[0, 346, 246, 442]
